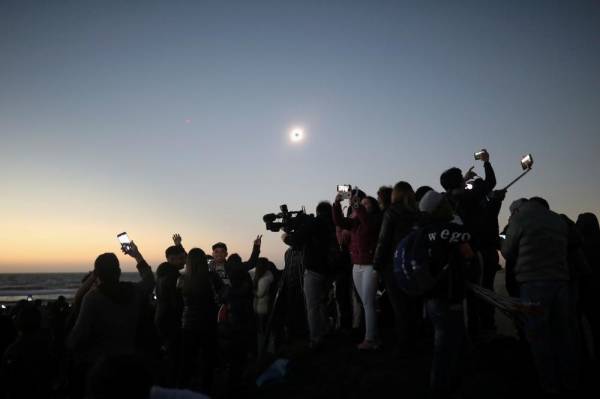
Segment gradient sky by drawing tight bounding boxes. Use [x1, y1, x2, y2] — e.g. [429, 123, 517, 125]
[1, 0, 599, 272]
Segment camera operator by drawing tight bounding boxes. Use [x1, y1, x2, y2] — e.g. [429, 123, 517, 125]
[282, 202, 338, 349]
[333, 191, 383, 350]
[440, 150, 504, 335]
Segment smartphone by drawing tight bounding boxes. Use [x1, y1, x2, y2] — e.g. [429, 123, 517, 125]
[117, 232, 132, 251]
[337, 185, 352, 200]
[474, 149, 488, 160]
[521, 154, 533, 170]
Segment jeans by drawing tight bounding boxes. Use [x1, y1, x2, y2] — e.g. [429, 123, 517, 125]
[520, 280, 579, 393]
[353, 264, 379, 341]
[303, 270, 330, 344]
[426, 298, 467, 397]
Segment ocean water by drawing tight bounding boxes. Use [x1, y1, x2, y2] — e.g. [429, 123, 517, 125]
[0, 272, 141, 303]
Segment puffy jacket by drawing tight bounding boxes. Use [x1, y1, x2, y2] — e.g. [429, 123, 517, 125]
[332, 202, 382, 265]
[501, 201, 569, 283]
[373, 202, 419, 271]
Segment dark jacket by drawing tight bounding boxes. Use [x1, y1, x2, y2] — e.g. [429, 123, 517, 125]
[501, 202, 569, 283]
[154, 262, 183, 339]
[447, 161, 497, 249]
[180, 271, 223, 331]
[209, 244, 260, 289]
[418, 221, 473, 303]
[576, 213, 600, 272]
[332, 202, 382, 265]
[228, 263, 255, 331]
[67, 260, 155, 363]
[373, 202, 419, 271]
[284, 214, 337, 275]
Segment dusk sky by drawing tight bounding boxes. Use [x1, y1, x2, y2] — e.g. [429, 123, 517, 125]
[1, 0, 599, 272]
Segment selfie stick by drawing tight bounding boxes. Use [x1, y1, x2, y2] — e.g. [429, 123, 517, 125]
[502, 168, 532, 191]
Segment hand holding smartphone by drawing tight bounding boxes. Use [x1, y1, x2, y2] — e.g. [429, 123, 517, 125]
[117, 232, 132, 252]
[337, 185, 352, 200]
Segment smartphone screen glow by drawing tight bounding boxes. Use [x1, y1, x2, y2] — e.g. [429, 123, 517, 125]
[117, 232, 131, 245]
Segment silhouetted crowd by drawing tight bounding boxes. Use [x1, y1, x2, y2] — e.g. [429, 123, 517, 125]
[1, 151, 598, 399]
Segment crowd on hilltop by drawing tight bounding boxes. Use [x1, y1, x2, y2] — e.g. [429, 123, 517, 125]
[0, 150, 599, 399]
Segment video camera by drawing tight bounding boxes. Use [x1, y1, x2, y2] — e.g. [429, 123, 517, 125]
[263, 204, 312, 233]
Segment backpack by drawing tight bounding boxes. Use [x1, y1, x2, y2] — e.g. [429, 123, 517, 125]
[393, 228, 439, 296]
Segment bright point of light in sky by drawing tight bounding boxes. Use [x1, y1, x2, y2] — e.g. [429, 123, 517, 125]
[290, 127, 304, 143]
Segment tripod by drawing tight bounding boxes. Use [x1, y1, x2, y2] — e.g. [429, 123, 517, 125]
[257, 247, 308, 362]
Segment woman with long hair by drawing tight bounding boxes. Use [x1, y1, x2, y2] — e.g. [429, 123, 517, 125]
[333, 190, 383, 350]
[373, 181, 420, 354]
[178, 248, 223, 394]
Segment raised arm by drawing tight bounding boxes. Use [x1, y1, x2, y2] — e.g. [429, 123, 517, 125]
[243, 235, 262, 271]
[332, 199, 357, 230]
[122, 241, 155, 295]
[477, 150, 496, 192]
[172, 233, 187, 254]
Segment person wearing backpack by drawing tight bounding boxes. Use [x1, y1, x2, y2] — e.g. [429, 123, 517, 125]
[397, 190, 476, 398]
[373, 181, 420, 355]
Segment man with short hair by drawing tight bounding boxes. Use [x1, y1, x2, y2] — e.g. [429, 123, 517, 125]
[502, 197, 579, 395]
[154, 234, 186, 387]
[209, 237, 262, 288]
[440, 151, 503, 334]
[283, 202, 337, 349]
